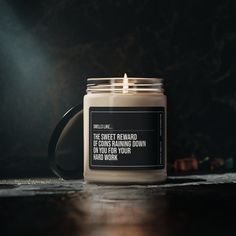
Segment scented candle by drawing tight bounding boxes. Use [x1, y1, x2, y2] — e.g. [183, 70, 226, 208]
[83, 74, 167, 183]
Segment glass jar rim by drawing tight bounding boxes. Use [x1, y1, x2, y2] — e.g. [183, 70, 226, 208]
[87, 77, 163, 82]
[86, 77, 164, 93]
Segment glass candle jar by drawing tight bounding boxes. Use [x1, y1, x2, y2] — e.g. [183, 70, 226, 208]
[83, 75, 167, 183]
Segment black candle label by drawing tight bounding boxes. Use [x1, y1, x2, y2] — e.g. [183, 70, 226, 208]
[89, 107, 165, 170]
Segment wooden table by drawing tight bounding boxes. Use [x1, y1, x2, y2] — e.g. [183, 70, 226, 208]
[0, 174, 236, 236]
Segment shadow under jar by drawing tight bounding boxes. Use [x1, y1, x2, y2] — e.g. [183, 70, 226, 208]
[84, 77, 167, 184]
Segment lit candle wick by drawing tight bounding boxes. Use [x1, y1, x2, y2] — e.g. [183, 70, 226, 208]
[123, 73, 128, 93]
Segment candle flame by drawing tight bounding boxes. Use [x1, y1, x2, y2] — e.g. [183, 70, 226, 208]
[123, 73, 128, 92]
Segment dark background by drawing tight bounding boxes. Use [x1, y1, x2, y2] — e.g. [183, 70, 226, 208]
[0, 0, 235, 178]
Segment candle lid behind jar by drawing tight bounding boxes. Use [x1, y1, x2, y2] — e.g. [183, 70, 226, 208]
[48, 104, 84, 179]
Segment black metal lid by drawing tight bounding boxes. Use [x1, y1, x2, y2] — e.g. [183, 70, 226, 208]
[48, 104, 83, 179]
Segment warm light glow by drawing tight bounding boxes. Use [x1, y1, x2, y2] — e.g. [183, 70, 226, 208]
[123, 73, 128, 93]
